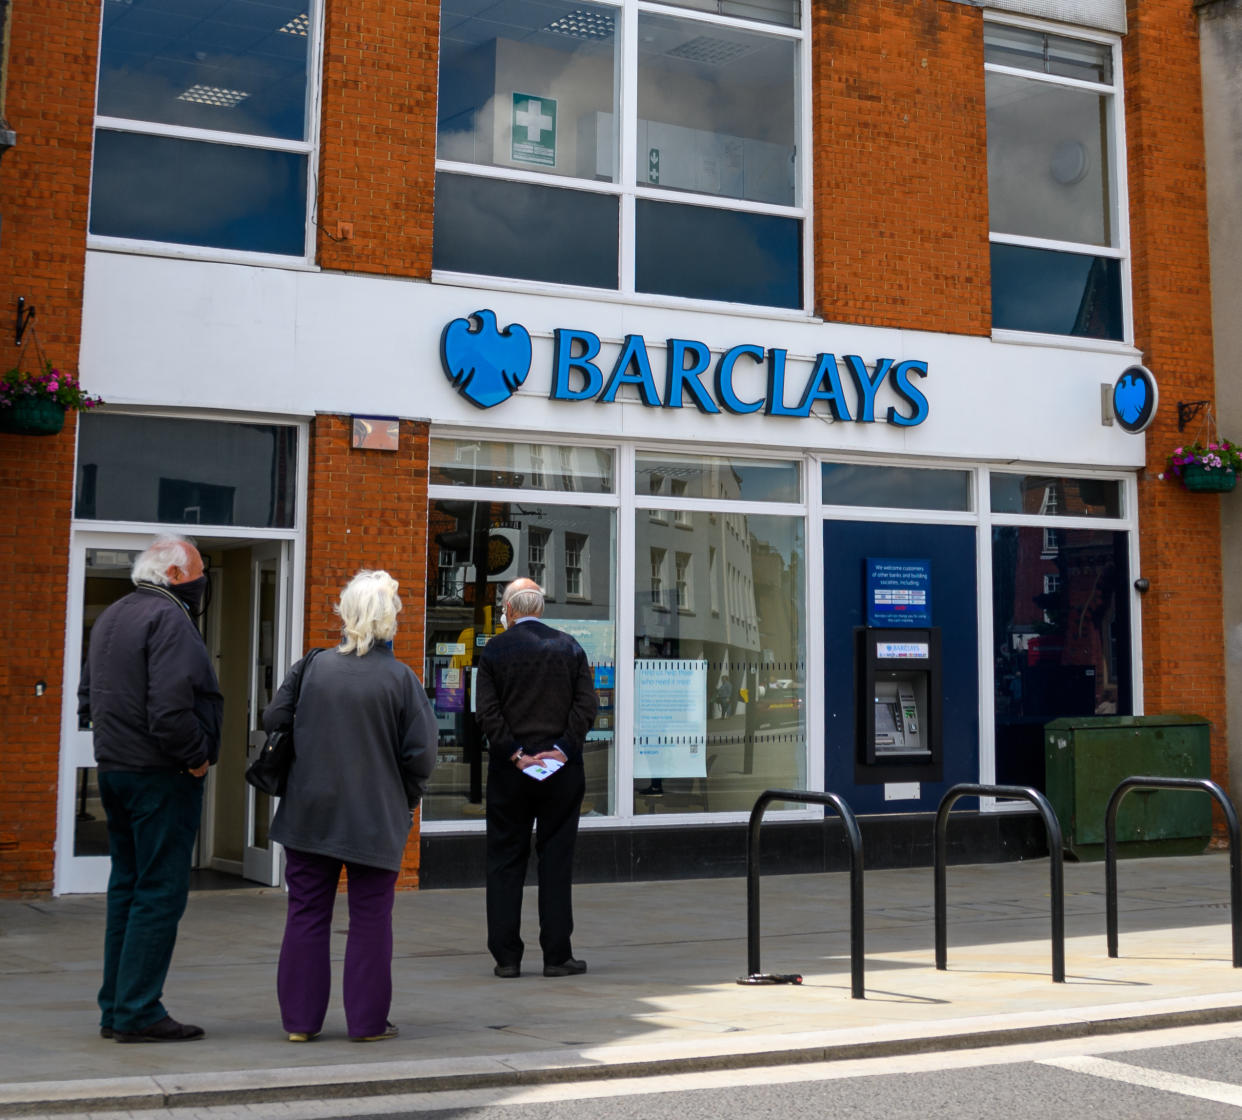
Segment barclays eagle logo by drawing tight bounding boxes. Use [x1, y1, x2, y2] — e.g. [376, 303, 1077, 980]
[1112, 365, 1158, 434]
[440, 310, 532, 409]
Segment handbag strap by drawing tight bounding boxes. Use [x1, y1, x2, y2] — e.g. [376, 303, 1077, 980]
[292, 647, 325, 709]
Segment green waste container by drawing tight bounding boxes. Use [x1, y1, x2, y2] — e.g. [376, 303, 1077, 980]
[1044, 714, 1212, 860]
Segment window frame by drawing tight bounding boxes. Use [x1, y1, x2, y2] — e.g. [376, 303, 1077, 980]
[984, 13, 1132, 348]
[432, 0, 813, 314]
[87, 2, 325, 268]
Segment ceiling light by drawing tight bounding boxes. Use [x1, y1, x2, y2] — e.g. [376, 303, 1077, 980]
[544, 9, 615, 40]
[278, 13, 310, 35]
[176, 84, 250, 109]
[666, 36, 755, 65]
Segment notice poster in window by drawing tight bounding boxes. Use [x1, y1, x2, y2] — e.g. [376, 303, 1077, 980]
[436, 667, 465, 713]
[634, 659, 707, 779]
[866, 558, 932, 628]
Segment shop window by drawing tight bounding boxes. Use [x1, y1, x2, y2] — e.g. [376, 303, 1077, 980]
[430, 438, 615, 493]
[821, 462, 971, 511]
[992, 524, 1131, 786]
[634, 509, 805, 813]
[89, 0, 317, 259]
[434, 0, 805, 309]
[423, 501, 617, 821]
[637, 452, 799, 503]
[989, 473, 1123, 517]
[985, 22, 1126, 340]
[528, 529, 549, 591]
[75, 414, 298, 528]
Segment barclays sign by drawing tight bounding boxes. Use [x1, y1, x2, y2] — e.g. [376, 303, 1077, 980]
[441, 309, 930, 426]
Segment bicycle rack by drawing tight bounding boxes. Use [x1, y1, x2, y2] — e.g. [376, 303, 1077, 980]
[1104, 776, 1242, 966]
[935, 783, 1065, 983]
[740, 789, 865, 999]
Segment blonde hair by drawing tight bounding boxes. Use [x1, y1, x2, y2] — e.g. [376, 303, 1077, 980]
[335, 569, 401, 656]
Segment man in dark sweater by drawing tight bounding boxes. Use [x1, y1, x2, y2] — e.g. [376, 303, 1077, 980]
[476, 578, 598, 978]
[78, 534, 222, 1043]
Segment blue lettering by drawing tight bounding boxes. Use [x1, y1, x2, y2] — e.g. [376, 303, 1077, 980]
[764, 349, 800, 416]
[794, 353, 853, 420]
[714, 345, 765, 414]
[843, 355, 892, 423]
[550, 329, 603, 401]
[600, 334, 661, 406]
[887, 360, 929, 427]
[665, 339, 720, 413]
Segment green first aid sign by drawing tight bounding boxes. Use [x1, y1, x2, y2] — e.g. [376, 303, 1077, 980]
[512, 93, 556, 167]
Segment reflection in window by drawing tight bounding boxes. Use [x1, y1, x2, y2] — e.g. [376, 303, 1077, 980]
[74, 768, 109, 857]
[992, 525, 1131, 787]
[990, 474, 1123, 517]
[75, 415, 297, 528]
[634, 509, 804, 814]
[90, 0, 315, 255]
[821, 462, 971, 511]
[637, 452, 799, 503]
[430, 438, 615, 493]
[423, 502, 616, 821]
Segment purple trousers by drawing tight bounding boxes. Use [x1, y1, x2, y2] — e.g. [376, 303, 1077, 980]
[277, 848, 399, 1039]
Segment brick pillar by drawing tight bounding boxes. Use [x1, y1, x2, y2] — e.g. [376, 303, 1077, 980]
[1125, 0, 1227, 781]
[812, 0, 990, 332]
[0, 0, 99, 896]
[304, 414, 430, 888]
[316, 0, 440, 276]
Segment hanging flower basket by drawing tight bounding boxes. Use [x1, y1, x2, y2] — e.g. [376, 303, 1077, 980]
[1180, 463, 1237, 493]
[0, 356, 102, 437]
[0, 395, 66, 436]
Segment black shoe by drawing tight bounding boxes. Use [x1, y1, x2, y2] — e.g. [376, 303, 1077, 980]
[114, 1015, 205, 1043]
[543, 958, 587, 977]
[638, 786, 663, 796]
[493, 962, 521, 978]
[99, 1026, 113, 1039]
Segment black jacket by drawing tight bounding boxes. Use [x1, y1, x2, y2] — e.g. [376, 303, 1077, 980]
[77, 583, 223, 772]
[476, 619, 598, 766]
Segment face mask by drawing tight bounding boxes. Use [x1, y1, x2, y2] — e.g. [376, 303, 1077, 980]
[500, 608, 508, 629]
[172, 574, 209, 612]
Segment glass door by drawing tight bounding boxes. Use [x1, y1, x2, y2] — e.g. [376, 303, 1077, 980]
[242, 542, 291, 884]
[58, 533, 158, 893]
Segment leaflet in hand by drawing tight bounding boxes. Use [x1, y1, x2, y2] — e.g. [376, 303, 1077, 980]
[522, 757, 564, 781]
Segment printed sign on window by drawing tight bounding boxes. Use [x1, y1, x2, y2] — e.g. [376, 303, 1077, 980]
[512, 93, 557, 166]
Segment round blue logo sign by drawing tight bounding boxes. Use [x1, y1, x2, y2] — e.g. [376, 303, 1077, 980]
[1112, 365, 1158, 434]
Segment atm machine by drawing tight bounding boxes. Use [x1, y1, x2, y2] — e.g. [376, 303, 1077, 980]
[854, 626, 943, 784]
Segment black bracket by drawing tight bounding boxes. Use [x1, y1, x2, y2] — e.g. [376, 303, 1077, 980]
[1178, 400, 1210, 432]
[15, 296, 34, 346]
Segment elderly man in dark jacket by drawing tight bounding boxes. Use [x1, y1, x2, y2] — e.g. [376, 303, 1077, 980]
[477, 577, 598, 979]
[78, 534, 222, 1044]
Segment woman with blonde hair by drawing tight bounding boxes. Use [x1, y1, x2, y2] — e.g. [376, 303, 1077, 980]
[264, 569, 436, 1042]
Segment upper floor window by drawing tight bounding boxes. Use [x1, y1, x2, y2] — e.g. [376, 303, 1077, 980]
[433, 0, 806, 309]
[89, 1, 318, 260]
[985, 21, 1126, 341]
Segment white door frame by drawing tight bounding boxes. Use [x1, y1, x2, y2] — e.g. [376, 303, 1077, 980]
[242, 541, 293, 885]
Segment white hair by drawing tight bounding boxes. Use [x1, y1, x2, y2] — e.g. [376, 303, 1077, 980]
[131, 535, 197, 586]
[336, 569, 402, 656]
[503, 581, 545, 619]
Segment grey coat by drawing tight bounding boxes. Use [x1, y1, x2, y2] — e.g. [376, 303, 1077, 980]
[264, 645, 437, 872]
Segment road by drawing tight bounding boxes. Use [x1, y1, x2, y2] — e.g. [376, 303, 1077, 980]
[25, 1021, 1242, 1120]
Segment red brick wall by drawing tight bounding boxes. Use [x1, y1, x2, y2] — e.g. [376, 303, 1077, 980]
[304, 414, 431, 887]
[812, 0, 990, 333]
[1124, 0, 1228, 784]
[0, 0, 98, 896]
[315, 0, 440, 276]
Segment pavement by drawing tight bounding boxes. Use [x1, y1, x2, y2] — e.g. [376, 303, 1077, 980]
[4, 851, 1242, 1116]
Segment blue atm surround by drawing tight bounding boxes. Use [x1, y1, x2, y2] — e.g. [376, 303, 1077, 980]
[823, 520, 979, 815]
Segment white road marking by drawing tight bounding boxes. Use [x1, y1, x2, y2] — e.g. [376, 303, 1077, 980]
[1041, 1055, 1242, 1107]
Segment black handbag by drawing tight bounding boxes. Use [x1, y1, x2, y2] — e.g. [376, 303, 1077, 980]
[244, 648, 324, 796]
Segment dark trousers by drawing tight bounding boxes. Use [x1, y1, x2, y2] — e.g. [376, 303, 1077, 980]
[485, 762, 585, 967]
[97, 770, 204, 1033]
[277, 848, 399, 1038]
